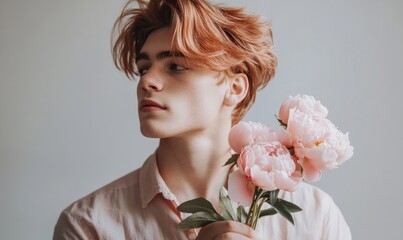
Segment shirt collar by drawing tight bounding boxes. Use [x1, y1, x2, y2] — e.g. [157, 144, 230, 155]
[139, 152, 179, 208]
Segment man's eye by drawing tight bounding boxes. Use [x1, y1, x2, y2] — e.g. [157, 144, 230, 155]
[169, 64, 188, 71]
[138, 68, 149, 76]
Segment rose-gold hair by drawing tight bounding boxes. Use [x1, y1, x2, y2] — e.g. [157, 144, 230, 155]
[112, 0, 277, 124]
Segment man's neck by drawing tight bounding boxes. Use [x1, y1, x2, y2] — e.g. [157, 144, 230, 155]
[156, 133, 233, 208]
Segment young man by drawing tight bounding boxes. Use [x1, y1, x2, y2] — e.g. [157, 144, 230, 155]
[54, 1, 351, 239]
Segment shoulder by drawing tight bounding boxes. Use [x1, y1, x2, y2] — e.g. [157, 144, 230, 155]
[282, 182, 335, 211]
[281, 182, 352, 239]
[66, 167, 142, 216]
[53, 167, 143, 239]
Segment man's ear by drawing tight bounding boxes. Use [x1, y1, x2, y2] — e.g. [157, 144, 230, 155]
[224, 73, 249, 107]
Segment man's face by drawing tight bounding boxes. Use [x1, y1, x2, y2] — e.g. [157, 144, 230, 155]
[136, 27, 230, 139]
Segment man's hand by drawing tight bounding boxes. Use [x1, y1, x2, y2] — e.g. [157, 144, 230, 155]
[196, 221, 257, 240]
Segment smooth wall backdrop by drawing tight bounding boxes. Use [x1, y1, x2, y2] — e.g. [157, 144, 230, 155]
[1, 0, 402, 239]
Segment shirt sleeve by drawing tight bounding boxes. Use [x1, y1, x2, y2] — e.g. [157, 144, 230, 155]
[321, 197, 352, 240]
[53, 210, 99, 240]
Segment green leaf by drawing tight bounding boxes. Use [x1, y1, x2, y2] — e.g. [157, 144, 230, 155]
[237, 205, 248, 224]
[270, 189, 280, 205]
[178, 212, 225, 230]
[219, 188, 237, 221]
[275, 114, 287, 128]
[273, 201, 295, 225]
[259, 207, 277, 218]
[276, 198, 302, 213]
[177, 198, 218, 214]
[262, 189, 279, 205]
[223, 154, 239, 167]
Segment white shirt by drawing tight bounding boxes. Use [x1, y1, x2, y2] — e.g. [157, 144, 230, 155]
[53, 153, 351, 239]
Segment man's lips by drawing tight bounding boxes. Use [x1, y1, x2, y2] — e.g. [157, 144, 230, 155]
[139, 99, 166, 111]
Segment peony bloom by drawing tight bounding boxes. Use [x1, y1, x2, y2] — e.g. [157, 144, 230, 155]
[287, 109, 353, 182]
[228, 169, 255, 206]
[279, 95, 328, 125]
[228, 121, 292, 154]
[228, 142, 300, 206]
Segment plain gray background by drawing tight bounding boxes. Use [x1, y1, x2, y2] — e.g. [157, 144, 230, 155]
[1, 0, 402, 239]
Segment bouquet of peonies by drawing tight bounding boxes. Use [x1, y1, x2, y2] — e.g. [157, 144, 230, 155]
[177, 95, 353, 230]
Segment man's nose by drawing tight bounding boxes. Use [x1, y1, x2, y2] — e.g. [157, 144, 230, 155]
[139, 67, 163, 92]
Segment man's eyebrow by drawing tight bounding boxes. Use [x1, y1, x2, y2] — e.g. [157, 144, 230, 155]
[136, 51, 184, 63]
[156, 51, 184, 59]
[135, 52, 149, 63]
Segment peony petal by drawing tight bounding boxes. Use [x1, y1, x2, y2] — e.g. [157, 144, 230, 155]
[305, 148, 338, 170]
[299, 157, 322, 182]
[279, 94, 328, 125]
[250, 165, 276, 191]
[275, 128, 293, 147]
[228, 122, 253, 153]
[228, 169, 254, 206]
[293, 142, 306, 159]
[338, 145, 354, 163]
[275, 171, 300, 192]
[278, 96, 293, 124]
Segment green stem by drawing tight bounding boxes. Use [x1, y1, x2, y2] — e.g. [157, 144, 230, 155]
[245, 187, 265, 230]
[251, 197, 267, 229]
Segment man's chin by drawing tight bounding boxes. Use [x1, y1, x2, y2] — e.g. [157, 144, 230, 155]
[140, 130, 160, 138]
[140, 126, 169, 139]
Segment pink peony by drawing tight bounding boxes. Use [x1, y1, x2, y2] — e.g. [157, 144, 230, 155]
[228, 142, 300, 206]
[287, 109, 353, 182]
[279, 95, 328, 125]
[228, 169, 255, 206]
[228, 121, 292, 154]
